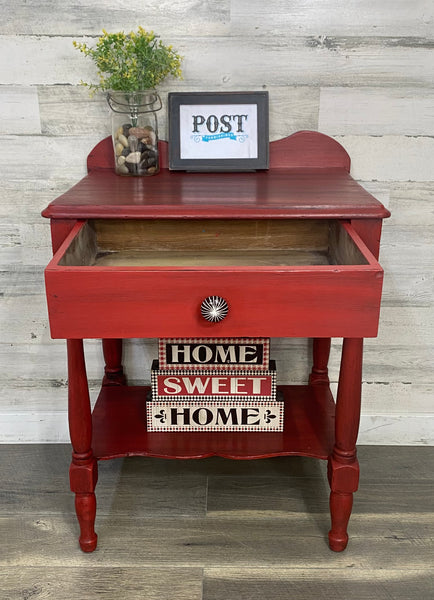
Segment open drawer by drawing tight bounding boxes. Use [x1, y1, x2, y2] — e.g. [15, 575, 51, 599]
[45, 218, 383, 339]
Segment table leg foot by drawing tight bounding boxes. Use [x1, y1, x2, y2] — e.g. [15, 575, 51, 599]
[70, 454, 98, 553]
[328, 490, 352, 551]
[327, 454, 359, 552]
[75, 492, 98, 552]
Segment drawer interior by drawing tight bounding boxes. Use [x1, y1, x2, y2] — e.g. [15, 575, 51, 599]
[59, 219, 369, 267]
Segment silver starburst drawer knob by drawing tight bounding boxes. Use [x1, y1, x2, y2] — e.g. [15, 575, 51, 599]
[200, 296, 229, 322]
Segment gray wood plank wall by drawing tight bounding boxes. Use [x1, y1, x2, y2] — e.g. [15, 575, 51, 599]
[1, 1, 433, 443]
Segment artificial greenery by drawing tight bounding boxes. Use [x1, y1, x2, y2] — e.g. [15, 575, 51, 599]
[73, 27, 182, 93]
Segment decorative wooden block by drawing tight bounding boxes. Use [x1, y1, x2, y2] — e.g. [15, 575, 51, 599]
[146, 399, 284, 432]
[150, 359, 276, 400]
[158, 338, 270, 370]
[148, 359, 280, 431]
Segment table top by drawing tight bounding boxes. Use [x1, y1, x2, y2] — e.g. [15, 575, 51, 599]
[42, 131, 391, 221]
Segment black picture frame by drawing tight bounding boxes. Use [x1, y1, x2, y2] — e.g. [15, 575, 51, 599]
[168, 91, 269, 171]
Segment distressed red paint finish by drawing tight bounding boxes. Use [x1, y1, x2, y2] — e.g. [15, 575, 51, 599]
[44, 221, 383, 340]
[42, 132, 390, 552]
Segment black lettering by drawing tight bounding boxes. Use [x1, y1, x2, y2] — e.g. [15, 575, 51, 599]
[192, 345, 213, 363]
[206, 115, 219, 133]
[171, 408, 190, 425]
[167, 344, 191, 364]
[193, 408, 213, 425]
[192, 115, 205, 133]
[216, 408, 238, 425]
[241, 408, 260, 426]
[233, 114, 248, 132]
[239, 345, 259, 363]
[220, 115, 232, 133]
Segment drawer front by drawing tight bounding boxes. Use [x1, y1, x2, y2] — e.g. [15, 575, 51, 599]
[45, 221, 384, 339]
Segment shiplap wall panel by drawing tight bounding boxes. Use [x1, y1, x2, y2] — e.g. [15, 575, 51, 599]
[358, 415, 434, 445]
[232, 0, 434, 37]
[1, 0, 230, 36]
[3, 408, 432, 444]
[2, 35, 434, 88]
[1, 1, 433, 443]
[0, 179, 75, 222]
[319, 87, 434, 135]
[38, 87, 110, 137]
[334, 136, 434, 181]
[4, 1, 432, 38]
[37, 85, 320, 141]
[0, 86, 41, 134]
[5, 379, 433, 422]
[6, 379, 433, 420]
[0, 135, 102, 180]
[389, 182, 434, 225]
[360, 382, 434, 416]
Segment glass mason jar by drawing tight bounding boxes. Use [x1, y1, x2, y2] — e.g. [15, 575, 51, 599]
[106, 90, 162, 176]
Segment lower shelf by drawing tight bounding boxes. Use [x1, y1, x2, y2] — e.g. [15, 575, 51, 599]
[92, 384, 335, 461]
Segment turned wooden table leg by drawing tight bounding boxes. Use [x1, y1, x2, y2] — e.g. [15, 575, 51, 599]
[102, 338, 126, 386]
[328, 337, 363, 552]
[309, 338, 331, 385]
[67, 339, 98, 552]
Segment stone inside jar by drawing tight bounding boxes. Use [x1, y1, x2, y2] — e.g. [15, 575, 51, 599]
[114, 124, 159, 176]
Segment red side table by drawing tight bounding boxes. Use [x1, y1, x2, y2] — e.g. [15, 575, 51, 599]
[43, 131, 390, 552]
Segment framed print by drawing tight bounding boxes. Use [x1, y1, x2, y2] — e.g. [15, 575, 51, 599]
[168, 91, 269, 171]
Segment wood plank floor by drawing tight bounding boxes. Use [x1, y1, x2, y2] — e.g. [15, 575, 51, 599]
[1, 445, 433, 599]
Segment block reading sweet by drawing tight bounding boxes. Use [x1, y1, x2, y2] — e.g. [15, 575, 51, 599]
[157, 374, 273, 397]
